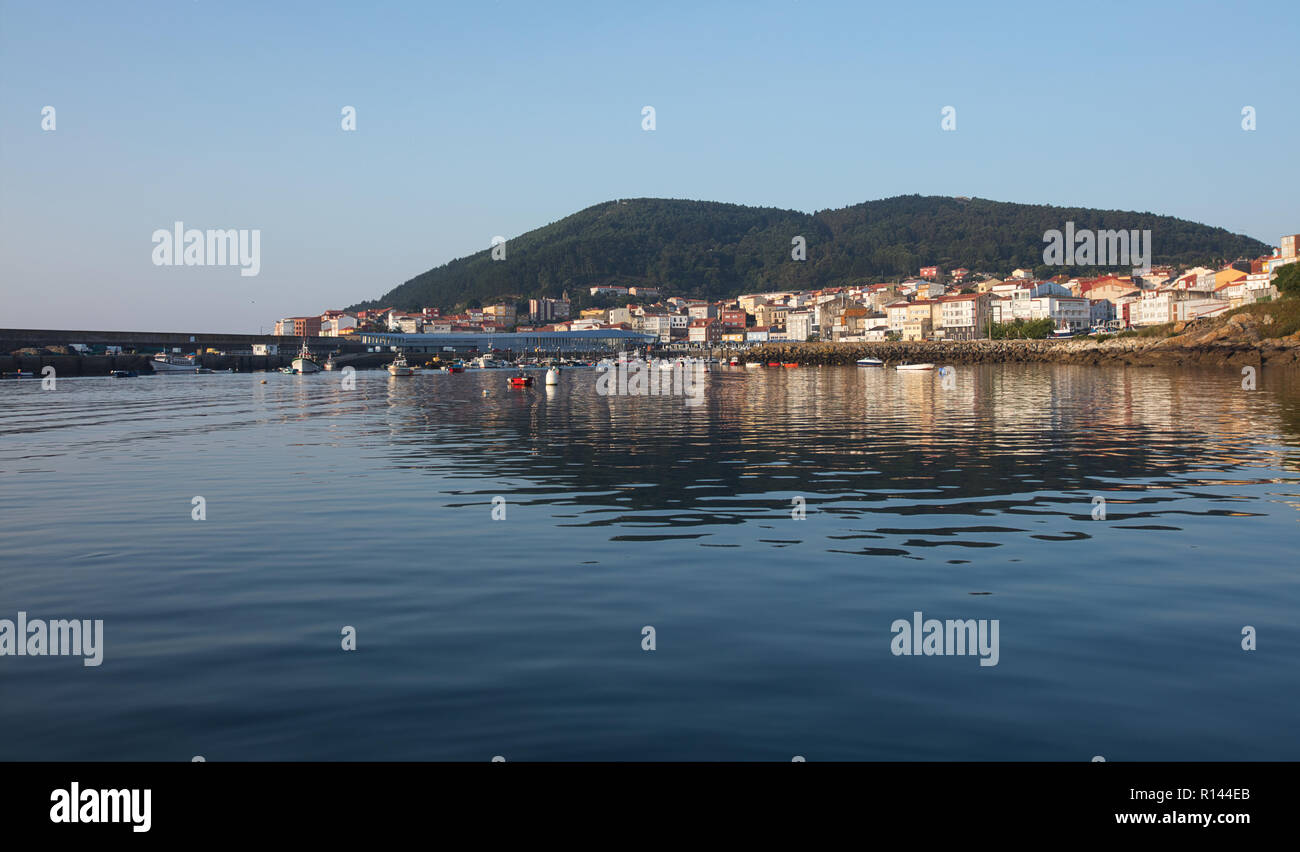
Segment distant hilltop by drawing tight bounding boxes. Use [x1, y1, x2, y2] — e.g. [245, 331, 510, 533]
[350, 195, 1271, 312]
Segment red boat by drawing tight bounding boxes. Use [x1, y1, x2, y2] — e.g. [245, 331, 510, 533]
[782, 363, 799, 368]
[508, 375, 533, 388]
[766, 361, 780, 367]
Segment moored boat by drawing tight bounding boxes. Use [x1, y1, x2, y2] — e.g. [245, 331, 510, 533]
[895, 363, 935, 371]
[387, 353, 414, 376]
[109, 369, 138, 378]
[856, 357, 884, 367]
[508, 374, 533, 388]
[291, 342, 322, 374]
[151, 353, 196, 372]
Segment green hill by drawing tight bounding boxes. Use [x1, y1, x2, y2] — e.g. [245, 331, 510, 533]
[351, 195, 1271, 311]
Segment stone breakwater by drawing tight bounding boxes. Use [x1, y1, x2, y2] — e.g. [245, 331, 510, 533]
[747, 336, 1300, 368]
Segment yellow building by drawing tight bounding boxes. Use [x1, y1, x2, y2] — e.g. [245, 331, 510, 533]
[902, 318, 933, 341]
[1215, 267, 1247, 288]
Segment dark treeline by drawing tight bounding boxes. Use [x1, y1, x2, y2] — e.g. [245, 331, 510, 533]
[351, 195, 1270, 312]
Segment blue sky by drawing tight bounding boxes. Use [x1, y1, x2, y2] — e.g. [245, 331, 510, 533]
[2, 0, 1295, 332]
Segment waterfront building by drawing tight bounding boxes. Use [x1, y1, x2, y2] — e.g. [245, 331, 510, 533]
[902, 317, 932, 341]
[885, 300, 910, 333]
[937, 293, 991, 340]
[785, 311, 815, 342]
[275, 316, 322, 337]
[687, 319, 721, 345]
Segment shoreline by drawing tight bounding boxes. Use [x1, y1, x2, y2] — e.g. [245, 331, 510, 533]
[748, 307, 1300, 368]
[746, 337, 1300, 368]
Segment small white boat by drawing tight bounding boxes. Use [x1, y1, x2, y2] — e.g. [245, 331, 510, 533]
[545, 366, 560, 386]
[387, 353, 414, 376]
[744, 361, 761, 368]
[895, 363, 935, 371]
[291, 341, 322, 374]
[856, 357, 883, 367]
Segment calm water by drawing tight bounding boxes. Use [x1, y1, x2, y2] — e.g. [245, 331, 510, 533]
[2, 363, 1298, 761]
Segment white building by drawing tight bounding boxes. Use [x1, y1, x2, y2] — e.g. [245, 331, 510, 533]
[640, 315, 673, 342]
[323, 316, 358, 337]
[786, 311, 815, 342]
[885, 301, 910, 333]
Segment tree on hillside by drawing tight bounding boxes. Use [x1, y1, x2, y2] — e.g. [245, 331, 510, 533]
[1273, 262, 1300, 297]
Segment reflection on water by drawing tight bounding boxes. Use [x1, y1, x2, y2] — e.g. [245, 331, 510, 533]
[1, 364, 1298, 760]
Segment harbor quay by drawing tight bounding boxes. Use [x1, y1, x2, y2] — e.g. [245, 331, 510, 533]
[0, 327, 661, 376]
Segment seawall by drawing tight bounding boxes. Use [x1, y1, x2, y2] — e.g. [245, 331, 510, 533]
[747, 337, 1300, 368]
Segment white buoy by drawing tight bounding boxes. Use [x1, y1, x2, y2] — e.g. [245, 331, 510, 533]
[545, 367, 560, 386]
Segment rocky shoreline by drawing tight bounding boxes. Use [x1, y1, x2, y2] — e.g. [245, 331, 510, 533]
[749, 312, 1300, 368]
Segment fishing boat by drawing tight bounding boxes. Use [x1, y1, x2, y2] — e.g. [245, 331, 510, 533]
[545, 366, 560, 386]
[856, 357, 884, 367]
[1051, 324, 1076, 339]
[323, 355, 338, 371]
[291, 342, 322, 374]
[729, 356, 740, 366]
[387, 353, 414, 376]
[151, 352, 196, 372]
[508, 374, 534, 388]
[895, 363, 935, 371]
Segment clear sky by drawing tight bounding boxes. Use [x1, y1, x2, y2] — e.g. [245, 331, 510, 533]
[2, 0, 1295, 332]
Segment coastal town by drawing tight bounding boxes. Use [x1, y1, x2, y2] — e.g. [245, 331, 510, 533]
[277, 232, 1299, 349]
